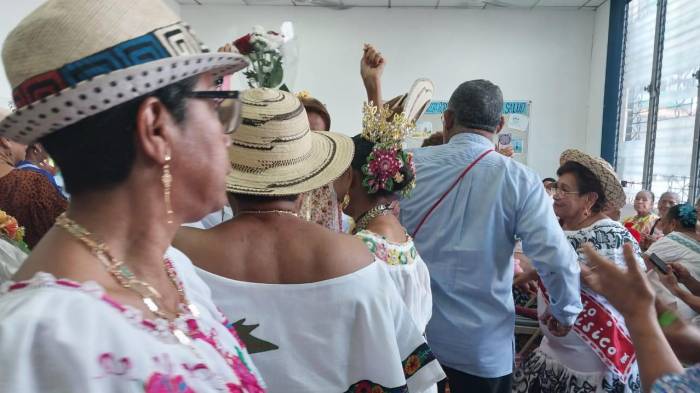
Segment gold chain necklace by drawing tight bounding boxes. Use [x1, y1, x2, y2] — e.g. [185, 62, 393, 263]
[236, 209, 299, 218]
[353, 204, 394, 234]
[54, 214, 200, 344]
[55, 214, 256, 388]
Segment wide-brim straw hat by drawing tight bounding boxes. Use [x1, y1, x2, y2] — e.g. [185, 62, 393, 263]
[227, 88, 353, 196]
[0, 0, 248, 144]
[385, 78, 434, 122]
[560, 149, 626, 210]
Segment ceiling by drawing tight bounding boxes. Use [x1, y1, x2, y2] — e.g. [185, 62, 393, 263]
[177, 0, 607, 10]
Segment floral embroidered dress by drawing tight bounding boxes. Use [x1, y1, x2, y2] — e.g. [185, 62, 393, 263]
[513, 218, 643, 393]
[623, 214, 659, 239]
[354, 229, 432, 333]
[197, 260, 445, 393]
[0, 247, 266, 392]
[300, 183, 343, 232]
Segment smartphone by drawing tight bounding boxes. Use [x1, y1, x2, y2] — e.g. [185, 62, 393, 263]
[649, 253, 670, 275]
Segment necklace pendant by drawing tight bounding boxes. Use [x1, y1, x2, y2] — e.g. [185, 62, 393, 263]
[173, 328, 191, 345]
[143, 297, 159, 313]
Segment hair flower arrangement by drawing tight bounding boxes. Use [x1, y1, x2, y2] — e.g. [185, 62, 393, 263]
[0, 210, 29, 253]
[360, 102, 417, 197]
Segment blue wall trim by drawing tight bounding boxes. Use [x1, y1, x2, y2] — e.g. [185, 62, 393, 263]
[601, 0, 628, 165]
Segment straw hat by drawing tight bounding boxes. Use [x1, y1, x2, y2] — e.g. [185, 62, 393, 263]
[0, 0, 248, 144]
[227, 88, 353, 196]
[560, 149, 626, 210]
[385, 78, 434, 122]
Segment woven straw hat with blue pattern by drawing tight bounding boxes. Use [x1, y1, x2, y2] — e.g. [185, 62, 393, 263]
[0, 0, 249, 144]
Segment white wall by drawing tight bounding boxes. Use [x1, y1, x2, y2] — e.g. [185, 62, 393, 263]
[585, 0, 610, 156]
[0, 0, 46, 107]
[183, 4, 600, 177]
[0, 1, 609, 178]
[0, 0, 182, 106]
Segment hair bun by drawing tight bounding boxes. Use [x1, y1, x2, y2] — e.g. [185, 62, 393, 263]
[678, 203, 697, 228]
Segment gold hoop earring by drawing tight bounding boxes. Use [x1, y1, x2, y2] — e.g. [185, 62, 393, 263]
[162, 153, 174, 224]
[341, 194, 351, 210]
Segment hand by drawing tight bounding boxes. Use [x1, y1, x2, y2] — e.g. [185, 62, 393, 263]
[640, 235, 655, 251]
[217, 43, 239, 53]
[513, 270, 538, 295]
[497, 145, 514, 158]
[539, 310, 572, 337]
[659, 269, 682, 295]
[581, 243, 655, 320]
[669, 262, 692, 282]
[360, 44, 385, 86]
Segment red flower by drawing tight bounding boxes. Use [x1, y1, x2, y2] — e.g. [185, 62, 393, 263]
[3, 219, 18, 240]
[144, 373, 195, 393]
[233, 34, 254, 55]
[354, 381, 372, 393]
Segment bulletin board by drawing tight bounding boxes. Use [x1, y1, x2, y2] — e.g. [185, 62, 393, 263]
[407, 100, 532, 165]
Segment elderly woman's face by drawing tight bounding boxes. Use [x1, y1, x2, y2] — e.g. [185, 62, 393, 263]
[657, 193, 679, 217]
[553, 172, 588, 220]
[169, 73, 231, 222]
[634, 191, 653, 216]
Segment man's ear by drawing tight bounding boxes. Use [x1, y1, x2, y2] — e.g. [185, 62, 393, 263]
[494, 115, 506, 134]
[443, 109, 455, 132]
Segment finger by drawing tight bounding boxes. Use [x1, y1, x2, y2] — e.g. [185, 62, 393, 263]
[622, 243, 644, 279]
[370, 52, 380, 67]
[580, 265, 595, 286]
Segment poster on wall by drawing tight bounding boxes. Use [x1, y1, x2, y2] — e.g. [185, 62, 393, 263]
[408, 100, 532, 165]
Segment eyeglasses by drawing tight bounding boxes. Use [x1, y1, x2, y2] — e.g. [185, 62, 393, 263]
[550, 183, 581, 197]
[186, 90, 242, 134]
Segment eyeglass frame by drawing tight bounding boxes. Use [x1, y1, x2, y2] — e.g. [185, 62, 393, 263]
[185, 90, 242, 134]
[550, 182, 582, 197]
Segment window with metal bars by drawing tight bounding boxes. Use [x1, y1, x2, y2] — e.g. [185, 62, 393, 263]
[615, 0, 700, 204]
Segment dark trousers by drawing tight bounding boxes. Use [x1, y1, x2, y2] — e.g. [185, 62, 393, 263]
[437, 365, 512, 393]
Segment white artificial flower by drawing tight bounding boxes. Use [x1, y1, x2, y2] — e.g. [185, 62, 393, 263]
[251, 35, 271, 47]
[252, 25, 265, 35]
[265, 32, 285, 49]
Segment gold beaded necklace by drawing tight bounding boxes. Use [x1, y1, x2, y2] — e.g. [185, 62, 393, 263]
[54, 213, 200, 343]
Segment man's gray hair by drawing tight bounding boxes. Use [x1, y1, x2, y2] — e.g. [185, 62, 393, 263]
[447, 79, 503, 132]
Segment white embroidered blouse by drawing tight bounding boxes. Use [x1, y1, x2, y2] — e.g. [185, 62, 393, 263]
[0, 247, 266, 393]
